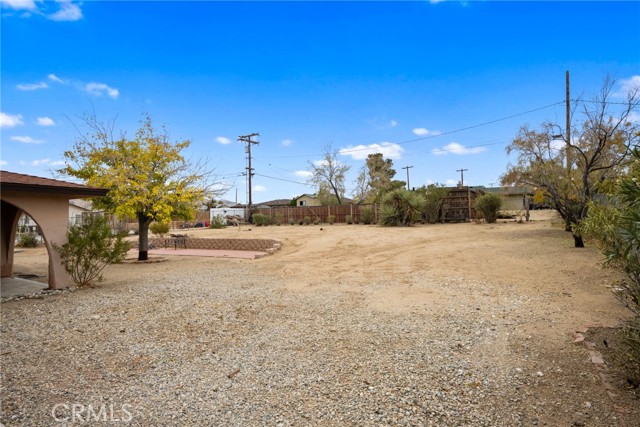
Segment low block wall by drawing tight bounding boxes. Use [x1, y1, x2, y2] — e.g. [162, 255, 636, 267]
[146, 237, 282, 252]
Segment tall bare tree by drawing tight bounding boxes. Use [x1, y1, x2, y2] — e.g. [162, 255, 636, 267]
[502, 76, 639, 247]
[308, 144, 350, 205]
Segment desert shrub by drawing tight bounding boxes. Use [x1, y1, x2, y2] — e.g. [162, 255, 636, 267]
[313, 217, 322, 225]
[274, 214, 284, 226]
[252, 214, 271, 226]
[379, 204, 402, 227]
[209, 216, 226, 229]
[288, 218, 296, 225]
[578, 147, 640, 384]
[476, 193, 502, 223]
[54, 214, 130, 287]
[360, 206, 375, 225]
[417, 184, 450, 224]
[17, 232, 39, 248]
[345, 215, 353, 224]
[380, 189, 425, 226]
[149, 221, 170, 237]
[327, 215, 336, 225]
[303, 216, 311, 225]
[619, 319, 640, 384]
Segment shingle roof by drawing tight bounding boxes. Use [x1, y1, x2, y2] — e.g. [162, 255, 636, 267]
[0, 170, 108, 197]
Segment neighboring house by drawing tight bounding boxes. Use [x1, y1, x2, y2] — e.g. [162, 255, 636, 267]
[213, 199, 237, 208]
[472, 186, 534, 211]
[295, 194, 321, 207]
[255, 199, 292, 208]
[294, 194, 355, 206]
[68, 199, 95, 225]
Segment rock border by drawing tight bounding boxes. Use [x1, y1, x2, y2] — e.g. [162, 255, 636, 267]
[574, 325, 633, 427]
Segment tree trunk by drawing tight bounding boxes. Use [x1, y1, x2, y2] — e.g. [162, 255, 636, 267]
[573, 233, 585, 248]
[138, 213, 152, 261]
[565, 218, 572, 232]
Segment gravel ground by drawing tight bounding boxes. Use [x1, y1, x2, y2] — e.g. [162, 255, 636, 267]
[1, 217, 637, 426]
[0, 266, 623, 426]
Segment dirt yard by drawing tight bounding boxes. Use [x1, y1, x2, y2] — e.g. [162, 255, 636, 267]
[2, 211, 638, 426]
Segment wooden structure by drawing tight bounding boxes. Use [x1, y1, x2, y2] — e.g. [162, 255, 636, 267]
[251, 204, 378, 224]
[441, 187, 484, 222]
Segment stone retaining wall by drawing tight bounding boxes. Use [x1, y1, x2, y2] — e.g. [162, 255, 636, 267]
[146, 237, 282, 253]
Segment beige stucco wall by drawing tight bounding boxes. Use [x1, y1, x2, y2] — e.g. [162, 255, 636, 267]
[296, 195, 321, 207]
[500, 194, 528, 211]
[1, 191, 72, 289]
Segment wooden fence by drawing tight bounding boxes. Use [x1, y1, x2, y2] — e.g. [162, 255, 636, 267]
[251, 204, 379, 224]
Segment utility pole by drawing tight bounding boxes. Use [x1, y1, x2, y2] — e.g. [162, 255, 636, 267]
[402, 166, 414, 190]
[456, 168, 468, 186]
[565, 70, 571, 175]
[238, 133, 259, 213]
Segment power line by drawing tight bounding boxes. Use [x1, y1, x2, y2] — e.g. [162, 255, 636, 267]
[253, 173, 314, 187]
[253, 100, 565, 160]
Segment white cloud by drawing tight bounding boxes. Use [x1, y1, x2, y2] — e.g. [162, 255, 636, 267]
[48, 73, 65, 83]
[446, 179, 457, 186]
[48, 0, 82, 22]
[216, 136, 232, 145]
[11, 135, 44, 144]
[0, 160, 7, 166]
[282, 139, 293, 146]
[31, 158, 65, 167]
[0, 112, 24, 128]
[615, 75, 640, 98]
[0, 0, 37, 11]
[389, 119, 398, 128]
[339, 142, 404, 160]
[433, 142, 487, 156]
[294, 170, 312, 178]
[36, 116, 55, 126]
[253, 185, 266, 192]
[85, 82, 119, 98]
[17, 81, 48, 91]
[413, 127, 441, 136]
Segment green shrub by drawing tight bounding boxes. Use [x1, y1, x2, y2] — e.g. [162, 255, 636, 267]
[288, 218, 296, 225]
[417, 184, 450, 224]
[379, 189, 425, 226]
[274, 214, 284, 226]
[313, 217, 322, 225]
[619, 318, 640, 385]
[476, 193, 502, 223]
[327, 215, 336, 225]
[54, 215, 130, 287]
[252, 213, 271, 226]
[209, 216, 226, 229]
[149, 221, 170, 237]
[303, 216, 311, 225]
[345, 215, 353, 224]
[17, 232, 39, 248]
[579, 147, 640, 384]
[360, 206, 375, 225]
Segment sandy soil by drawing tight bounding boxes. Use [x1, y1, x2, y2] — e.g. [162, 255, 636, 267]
[6, 210, 639, 425]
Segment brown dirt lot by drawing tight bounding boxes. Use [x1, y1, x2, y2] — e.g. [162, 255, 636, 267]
[3, 211, 638, 425]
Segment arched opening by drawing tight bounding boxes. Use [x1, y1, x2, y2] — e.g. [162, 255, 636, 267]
[1, 171, 108, 295]
[1, 200, 55, 295]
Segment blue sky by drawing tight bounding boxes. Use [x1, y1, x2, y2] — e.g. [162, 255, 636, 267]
[1, 1, 639, 204]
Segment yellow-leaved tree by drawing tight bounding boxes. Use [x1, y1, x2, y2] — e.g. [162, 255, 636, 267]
[60, 114, 213, 261]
